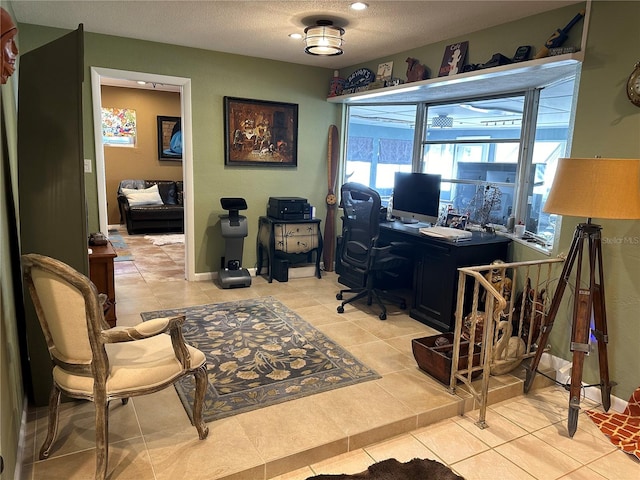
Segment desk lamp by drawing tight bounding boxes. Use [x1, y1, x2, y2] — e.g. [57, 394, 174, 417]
[524, 157, 640, 437]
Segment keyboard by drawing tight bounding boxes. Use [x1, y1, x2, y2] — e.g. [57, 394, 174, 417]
[419, 226, 473, 240]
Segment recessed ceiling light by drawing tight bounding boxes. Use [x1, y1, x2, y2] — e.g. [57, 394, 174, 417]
[350, 2, 368, 10]
[289, 33, 302, 39]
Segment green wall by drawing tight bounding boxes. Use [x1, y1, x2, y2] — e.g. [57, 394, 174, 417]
[16, 24, 341, 276]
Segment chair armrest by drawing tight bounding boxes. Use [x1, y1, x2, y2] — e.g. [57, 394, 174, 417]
[100, 315, 192, 368]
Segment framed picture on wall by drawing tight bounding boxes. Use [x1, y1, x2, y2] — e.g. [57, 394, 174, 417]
[224, 97, 298, 167]
[157, 115, 182, 161]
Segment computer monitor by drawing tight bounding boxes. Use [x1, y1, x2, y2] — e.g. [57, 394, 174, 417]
[392, 172, 441, 224]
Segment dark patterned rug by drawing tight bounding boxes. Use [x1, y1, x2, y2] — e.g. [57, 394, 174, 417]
[107, 229, 133, 262]
[141, 297, 380, 423]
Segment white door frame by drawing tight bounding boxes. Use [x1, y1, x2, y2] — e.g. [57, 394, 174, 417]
[90, 67, 196, 281]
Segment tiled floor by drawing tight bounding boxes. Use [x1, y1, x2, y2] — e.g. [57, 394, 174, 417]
[20, 228, 638, 479]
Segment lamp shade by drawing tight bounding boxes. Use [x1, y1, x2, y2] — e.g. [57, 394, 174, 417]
[304, 21, 344, 56]
[544, 157, 640, 219]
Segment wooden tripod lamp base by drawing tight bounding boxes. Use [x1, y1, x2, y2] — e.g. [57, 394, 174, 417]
[524, 158, 640, 437]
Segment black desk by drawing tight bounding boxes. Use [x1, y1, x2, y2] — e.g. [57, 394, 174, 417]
[378, 221, 511, 332]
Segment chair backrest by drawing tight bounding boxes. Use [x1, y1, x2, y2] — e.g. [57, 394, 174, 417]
[22, 253, 107, 373]
[339, 182, 382, 271]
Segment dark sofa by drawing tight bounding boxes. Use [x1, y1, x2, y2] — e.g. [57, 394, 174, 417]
[117, 179, 184, 234]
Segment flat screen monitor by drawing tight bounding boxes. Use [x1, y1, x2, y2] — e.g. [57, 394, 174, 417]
[392, 172, 441, 224]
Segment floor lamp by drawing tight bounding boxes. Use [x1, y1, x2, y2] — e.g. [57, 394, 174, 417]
[524, 157, 640, 437]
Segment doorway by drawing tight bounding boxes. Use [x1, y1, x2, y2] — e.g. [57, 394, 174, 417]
[90, 67, 196, 280]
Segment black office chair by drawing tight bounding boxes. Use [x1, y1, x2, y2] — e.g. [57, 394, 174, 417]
[336, 182, 408, 320]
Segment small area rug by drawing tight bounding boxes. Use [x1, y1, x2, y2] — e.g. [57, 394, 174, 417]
[107, 229, 133, 262]
[144, 233, 184, 246]
[586, 386, 640, 460]
[306, 458, 464, 479]
[140, 297, 380, 423]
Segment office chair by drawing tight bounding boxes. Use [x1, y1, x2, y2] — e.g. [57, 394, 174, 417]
[336, 182, 408, 320]
[22, 253, 209, 480]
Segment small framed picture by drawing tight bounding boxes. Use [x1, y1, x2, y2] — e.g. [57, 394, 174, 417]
[157, 116, 182, 161]
[446, 213, 467, 230]
[377, 61, 393, 81]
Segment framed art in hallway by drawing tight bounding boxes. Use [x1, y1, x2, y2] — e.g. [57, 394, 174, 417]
[224, 96, 298, 167]
[157, 115, 182, 161]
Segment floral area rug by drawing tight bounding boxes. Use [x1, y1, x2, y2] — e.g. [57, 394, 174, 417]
[586, 386, 640, 460]
[107, 229, 133, 262]
[140, 297, 380, 423]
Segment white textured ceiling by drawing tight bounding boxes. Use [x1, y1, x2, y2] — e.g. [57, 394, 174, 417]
[11, 0, 579, 70]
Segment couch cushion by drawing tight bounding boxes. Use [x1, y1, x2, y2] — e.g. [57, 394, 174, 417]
[145, 180, 179, 205]
[122, 184, 164, 206]
[128, 204, 184, 221]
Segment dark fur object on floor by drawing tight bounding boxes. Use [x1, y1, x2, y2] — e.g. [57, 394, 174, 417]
[306, 457, 464, 479]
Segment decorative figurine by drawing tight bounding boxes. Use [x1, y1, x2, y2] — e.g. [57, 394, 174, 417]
[1, 7, 19, 85]
[405, 57, 429, 82]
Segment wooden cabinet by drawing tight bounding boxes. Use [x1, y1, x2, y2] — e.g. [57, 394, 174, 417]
[256, 216, 323, 283]
[89, 242, 117, 327]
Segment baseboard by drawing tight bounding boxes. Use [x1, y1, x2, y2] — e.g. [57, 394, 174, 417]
[13, 396, 29, 480]
[541, 352, 627, 413]
[192, 264, 323, 283]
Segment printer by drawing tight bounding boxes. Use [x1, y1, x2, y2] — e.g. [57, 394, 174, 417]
[267, 197, 311, 220]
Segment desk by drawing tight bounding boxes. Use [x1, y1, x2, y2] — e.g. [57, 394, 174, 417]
[378, 221, 510, 332]
[89, 242, 117, 327]
[257, 216, 323, 283]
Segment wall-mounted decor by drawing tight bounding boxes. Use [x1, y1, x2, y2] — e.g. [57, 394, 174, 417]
[224, 97, 298, 167]
[102, 107, 136, 146]
[439, 41, 469, 77]
[157, 116, 182, 161]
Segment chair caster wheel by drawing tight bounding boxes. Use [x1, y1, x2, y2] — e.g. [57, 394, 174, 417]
[379, 312, 387, 320]
[337, 305, 344, 314]
[400, 301, 407, 309]
[336, 293, 343, 300]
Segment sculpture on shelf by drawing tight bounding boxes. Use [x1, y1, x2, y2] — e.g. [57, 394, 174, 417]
[1, 7, 19, 84]
[406, 57, 429, 82]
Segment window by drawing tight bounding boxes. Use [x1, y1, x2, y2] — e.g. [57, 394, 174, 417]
[343, 76, 576, 251]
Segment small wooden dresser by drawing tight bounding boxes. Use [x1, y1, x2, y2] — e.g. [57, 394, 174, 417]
[89, 242, 117, 327]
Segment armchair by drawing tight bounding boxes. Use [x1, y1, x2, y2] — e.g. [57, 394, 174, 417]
[21, 253, 209, 480]
[336, 183, 409, 320]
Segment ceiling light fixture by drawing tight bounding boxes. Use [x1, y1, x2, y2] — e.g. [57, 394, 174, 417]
[350, 2, 369, 10]
[304, 20, 344, 56]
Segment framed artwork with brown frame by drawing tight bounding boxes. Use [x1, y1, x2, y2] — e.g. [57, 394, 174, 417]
[224, 97, 298, 167]
[157, 115, 182, 161]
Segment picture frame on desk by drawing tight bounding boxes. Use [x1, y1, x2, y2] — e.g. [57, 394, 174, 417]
[446, 213, 467, 230]
[224, 96, 298, 167]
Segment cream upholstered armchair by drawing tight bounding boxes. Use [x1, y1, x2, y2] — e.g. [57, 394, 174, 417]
[22, 253, 209, 480]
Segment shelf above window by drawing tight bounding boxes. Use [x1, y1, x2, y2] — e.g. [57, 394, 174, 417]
[327, 53, 583, 105]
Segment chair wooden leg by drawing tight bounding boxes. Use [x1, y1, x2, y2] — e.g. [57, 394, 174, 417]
[193, 364, 209, 440]
[39, 384, 62, 459]
[94, 394, 109, 480]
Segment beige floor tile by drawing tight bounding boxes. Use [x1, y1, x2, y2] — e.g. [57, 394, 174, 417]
[583, 449, 640, 480]
[314, 320, 380, 347]
[453, 408, 529, 447]
[490, 395, 565, 432]
[412, 418, 490, 464]
[133, 388, 195, 436]
[267, 465, 315, 480]
[452, 448, 536, 479]
[117, 295, 164, 316]
[532, 422, 617, 465]
[494, 435, 584, 479]
[308, 449, 374, 476]
[311, 381, 415, 440]
[347, 340, 415, 375]
[144, 417, 265, 480]
[375, 369, 464, 414]
[352, 314, 433, 341]
[557, 467, 609, 479]
[234, 395, 346, 462]
[34, 399, 141, 459]
[364, 433, 443, 464]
